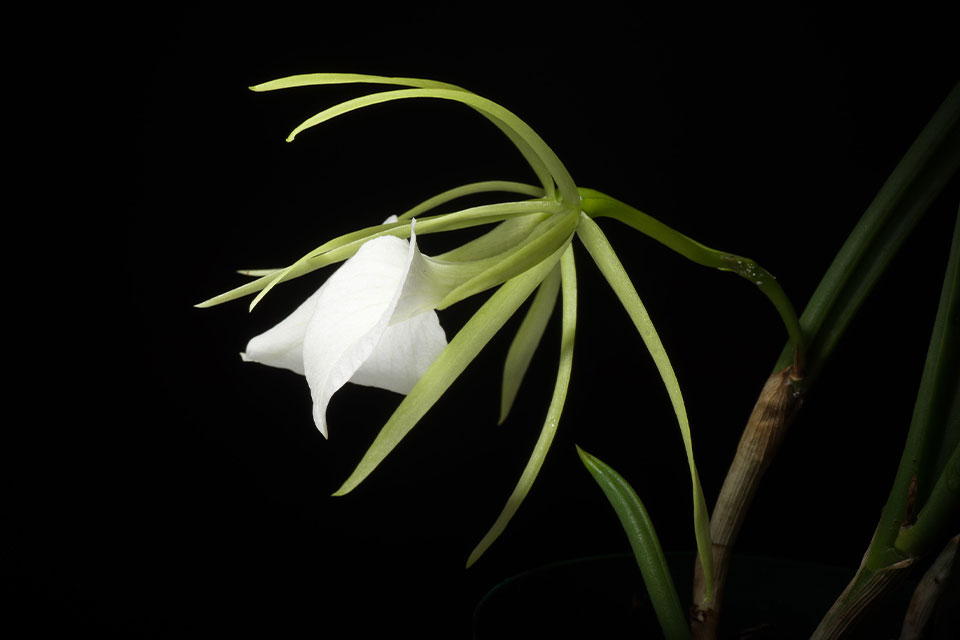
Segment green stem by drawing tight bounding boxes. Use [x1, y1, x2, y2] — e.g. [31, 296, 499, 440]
[580, 188, 804, 360]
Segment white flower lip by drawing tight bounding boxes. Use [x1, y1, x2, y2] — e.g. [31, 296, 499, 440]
[241, 218, 447, 437]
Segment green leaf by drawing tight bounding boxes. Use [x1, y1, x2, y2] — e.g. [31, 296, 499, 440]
[576, 446, 692, 640]
[333, 237, 573, 497]
[467, 246, 576, 567]
[576, 212, 713, 598]
[775, 81, 960, 378]
[499, 267, 561, 425]
[887, 209, 960, 559]
[580, 188, 803, 357]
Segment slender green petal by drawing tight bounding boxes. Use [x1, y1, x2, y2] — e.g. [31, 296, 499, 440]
[333, 238, 572, 497]
[576, 212, 713, 598]
[397, 181, 545, 221]
[434, 213, 549, 262]
[499, 268, 561, 424]
[281, 86, 578, 207]
[437, 210, 579, 309]
[250, 72, 461, 93]
[251, 201, 563, 311]
[195, 199, 562, 309]
[580, 188, 803, 356]
[576, 446, 691, 640]
[250, 73, 557, 197]
[467, 247, 576, 567]
[237, 269, 281, 277]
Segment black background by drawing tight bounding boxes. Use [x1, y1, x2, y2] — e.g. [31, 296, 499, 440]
[8, 10, 959, 638]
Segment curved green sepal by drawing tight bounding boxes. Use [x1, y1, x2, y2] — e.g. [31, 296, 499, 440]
[280, 85, 578, 207]
[250, 73, 556, 197]
[576, 446, 692, 640]
[576, 212, 713, 599]
[467, 247, 576, 567]
[333, 238, 573, 497]
[499, 267, 561, 425]
[398, 181, 545, 222]
[436, 210, 578, 310]
[195, 199, 562, 309]
[434, 213, 548, 263]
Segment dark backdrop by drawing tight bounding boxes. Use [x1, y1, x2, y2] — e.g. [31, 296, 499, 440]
[8, 10, 958, 638]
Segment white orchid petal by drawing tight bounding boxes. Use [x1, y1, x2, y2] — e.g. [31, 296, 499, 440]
[350, 310, 446, 394]
[241, 281, 328, 375]
[303, 234, 412, 437]
[391, 245, 453, 323]
[242, 216, 450, 438]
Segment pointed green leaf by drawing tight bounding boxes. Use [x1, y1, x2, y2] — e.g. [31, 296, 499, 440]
[889, 209, 960, 559]
[333, 237, 573, 497]
[775, 81, 960, 377]
[498, 267, 561, 424]
[577, 446, 691, 640]
[576, 212, 713, 598]
[467, 246, 576, 567]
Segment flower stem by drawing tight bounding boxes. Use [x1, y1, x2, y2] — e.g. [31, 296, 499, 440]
[691, 81, 960, 640]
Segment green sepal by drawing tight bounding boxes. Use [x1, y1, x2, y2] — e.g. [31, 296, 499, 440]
[436, 210, 579, 310]
[250, 73, 557, 198]
[576, 212, 713, 599]
[397, 180, 545, 221]
[499, 267, 561, 425]
[332, 236, 573, 497]
[194, 199, 562, 309]
[467, 246, 576, 567]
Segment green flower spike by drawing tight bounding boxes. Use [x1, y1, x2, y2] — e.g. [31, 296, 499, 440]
[199, 74, 801, 590]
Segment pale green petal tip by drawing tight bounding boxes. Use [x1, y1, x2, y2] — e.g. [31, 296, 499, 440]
[465, 549, 481, 569]
[331, 476, 357, 497]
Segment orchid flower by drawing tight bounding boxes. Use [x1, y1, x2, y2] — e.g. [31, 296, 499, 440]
[239, 216, 448, 438]
[199, 73, 800, 581]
